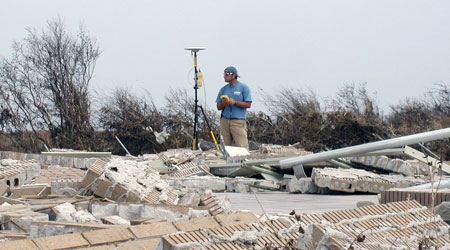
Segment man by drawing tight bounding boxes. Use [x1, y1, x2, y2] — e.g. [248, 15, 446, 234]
[216, 66, 252, 149]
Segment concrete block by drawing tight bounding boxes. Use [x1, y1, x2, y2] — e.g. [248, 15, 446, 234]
[173, 216, 220, 232]
[117, 203, 143, 220]
[110, 184, 128, 201]
[214, 211, 258, 227]
[126, 190, 142, 203]
[0, 180, 9, 195]
[173, 177, 226, 192]
[53, 202, 77, 222]
[30, 221, 113, 238]
[82, 227, 134, 246]
[0, 239, 39, 249]
[91, 203, 118, 220]
[81, 167, 102, 189]
[72, 209, 98, 224]
[116, 238, 161, 250]
[386, 159, 403, 173]
[375, 155, 389, 169]
[94, 178, 113, 197]
[129, 221, 178, 239]
[398, 161, 414, 176]
[60, 156, 74, 168]
[11, 185, 50, 198]
[298, 178, 320, 194]
[286, 178, 302, 193]
[3, 212, 49, 233]
[178, 192, 201, 206]
[32, 233, 89, 249]
[141, 204, 190, 221]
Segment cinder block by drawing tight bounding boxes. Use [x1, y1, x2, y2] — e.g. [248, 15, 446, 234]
[110, 184, 128, 201]
[11, 185, 50, 198]
[173, 216, 220, 232]
[0, 181, 9, 195]
[82, 227, 134, 246]
[81, 168, 102, 189]
[33, 233, 89, 249]
[126, 190, 141, 203]
[94, 179, 113, 197]
[129, 221, 177, 239]
[214, 211, 258, 227]
[0, 239, 39, 249]
[115, 238, 161, 250]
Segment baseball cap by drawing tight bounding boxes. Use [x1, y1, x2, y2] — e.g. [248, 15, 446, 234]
[224, 66, 239, 77]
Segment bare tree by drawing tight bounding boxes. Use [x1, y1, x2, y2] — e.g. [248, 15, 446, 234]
[99, 87, 165, 154]
[0, 17, 100, 151]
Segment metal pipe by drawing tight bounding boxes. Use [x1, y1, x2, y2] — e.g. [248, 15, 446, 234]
[115, 136, 131, 156]
[280, 127, 450, 169]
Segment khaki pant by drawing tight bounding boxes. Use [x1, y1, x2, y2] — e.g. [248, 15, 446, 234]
[220, 117, 249, 149]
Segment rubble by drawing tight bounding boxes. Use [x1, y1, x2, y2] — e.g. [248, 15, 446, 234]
[0, 133, 449, 249]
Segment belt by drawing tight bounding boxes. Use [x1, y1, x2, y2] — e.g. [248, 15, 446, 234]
[221, 117, 244, 120]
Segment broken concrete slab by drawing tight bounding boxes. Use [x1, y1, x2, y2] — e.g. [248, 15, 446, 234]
[312, 167, 429, 193]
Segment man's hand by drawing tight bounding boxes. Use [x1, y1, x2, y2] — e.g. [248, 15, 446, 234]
[226, 98, 236, 106]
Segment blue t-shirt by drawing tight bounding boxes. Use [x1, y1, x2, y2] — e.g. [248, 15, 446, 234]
[216, 81, 252, 119]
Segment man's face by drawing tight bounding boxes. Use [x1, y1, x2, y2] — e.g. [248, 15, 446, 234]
[224, 71, 234, 82]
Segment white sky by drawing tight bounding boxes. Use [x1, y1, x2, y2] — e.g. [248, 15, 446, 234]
[1, 1, 449, 114]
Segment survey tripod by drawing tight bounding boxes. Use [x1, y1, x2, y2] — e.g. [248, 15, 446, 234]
[185, 47, 220, 152]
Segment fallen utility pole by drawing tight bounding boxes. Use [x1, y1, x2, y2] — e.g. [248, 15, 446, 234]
[280, 127, 450, 170]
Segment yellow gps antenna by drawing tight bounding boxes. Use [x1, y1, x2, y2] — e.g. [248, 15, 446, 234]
[185, 47, 206, 150]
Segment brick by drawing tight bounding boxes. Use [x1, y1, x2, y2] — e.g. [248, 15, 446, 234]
[81, 168, 102, 189]
[33, 233, 89, 250]
[0, 239, 38, 249]
[214, 211, 258, 227]
[173, 216, 220, 232]
[94, 179, 113, 197]
[110, 183, 128, 201]
[126, 190, 141, 203]
[115, 238, 161, 250]
[82, 227, 134, 246]
[129, 221, 177, 239]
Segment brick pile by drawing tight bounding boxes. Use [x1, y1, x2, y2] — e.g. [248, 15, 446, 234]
[0, 159, 40, 189]
[298, 200, 450, 249]
[381, 188, 450, 206]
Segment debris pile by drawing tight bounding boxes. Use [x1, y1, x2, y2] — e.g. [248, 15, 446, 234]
[0, 128, 449, 249]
